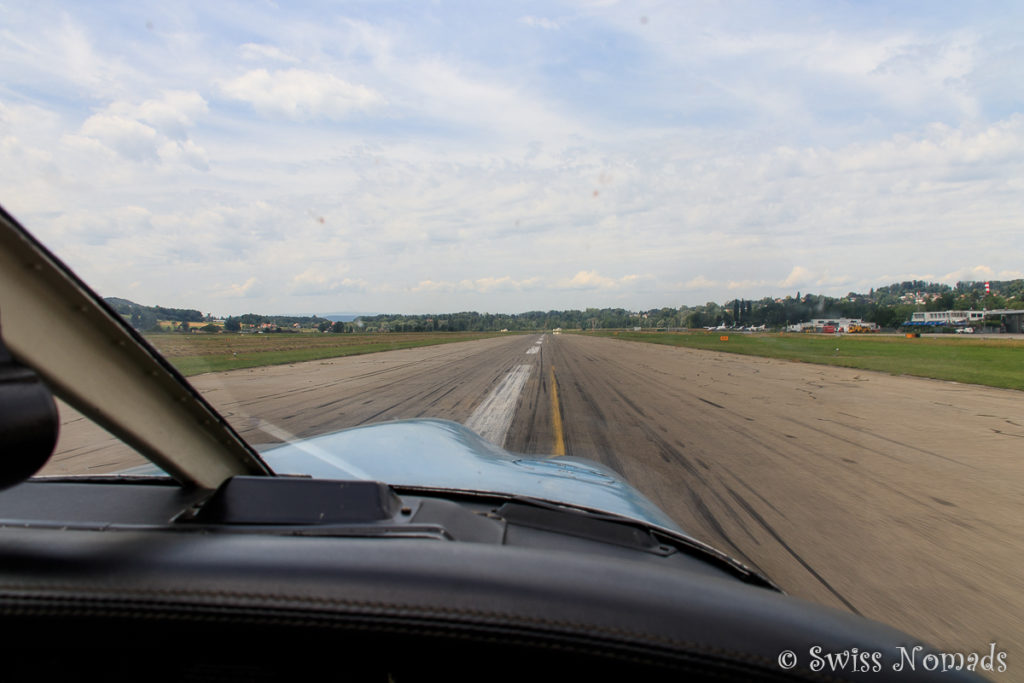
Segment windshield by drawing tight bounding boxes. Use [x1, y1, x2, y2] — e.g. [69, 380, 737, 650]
[2, 0, 1021, 668]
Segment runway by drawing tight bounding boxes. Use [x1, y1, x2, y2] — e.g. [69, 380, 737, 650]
[46, 332, 1023, 657]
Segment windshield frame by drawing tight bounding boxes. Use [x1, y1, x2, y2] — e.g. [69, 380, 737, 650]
[0, 205, 271, 489]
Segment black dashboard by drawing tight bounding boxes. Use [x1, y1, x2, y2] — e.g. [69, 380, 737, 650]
[0, 477, 982, 682]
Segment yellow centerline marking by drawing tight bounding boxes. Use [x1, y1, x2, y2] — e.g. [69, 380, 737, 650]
[549, 364, 566, 456]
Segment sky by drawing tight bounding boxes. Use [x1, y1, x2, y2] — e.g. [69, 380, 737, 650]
[1, 1, 1022, 316]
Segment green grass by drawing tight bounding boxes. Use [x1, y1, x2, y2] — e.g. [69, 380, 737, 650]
[590, 331, 1024, 391]
[146, 331, 509, 376]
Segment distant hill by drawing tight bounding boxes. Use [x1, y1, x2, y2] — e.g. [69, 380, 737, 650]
[104, 297, 203, 331]
[323, 313, 376, 322]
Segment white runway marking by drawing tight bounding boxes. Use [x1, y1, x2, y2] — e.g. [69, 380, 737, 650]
[465, 364, 533, 447]
[526, 346, 539, 355]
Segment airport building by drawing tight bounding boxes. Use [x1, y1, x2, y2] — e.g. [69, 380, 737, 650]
[906, 310, 985, 326]
[904, 309, 1024, 333]
[786, 318, 877, 333]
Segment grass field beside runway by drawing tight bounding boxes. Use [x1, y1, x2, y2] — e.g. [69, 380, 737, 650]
[591, 331, 1024, 391]
[146, 331, 509, 376]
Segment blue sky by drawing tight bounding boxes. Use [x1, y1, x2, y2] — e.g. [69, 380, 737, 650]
[1, 1, 1022, 315]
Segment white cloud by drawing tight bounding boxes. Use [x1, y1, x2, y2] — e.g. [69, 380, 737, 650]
[520, 16, 560, 30]
[0, 101, 62, 140]
[239, 43, 300, 64]
[0, 11, 136, 101]
[79, 114, 161, 163]
[218, 69, 383, 120]
[559, 271, 615, 289]
[71, 92, 210, 168]
[780, 266, 813, 288]
[411, 277, 542, 294]
[940, 265, 994, 283]
[0, 134, 53, 168]
[462, 276, 537, 293]
[288, 267, 367, 296]
[48, 205, 153, 246]
[399, 59, 576, 141]
[556, 271, 639, 290]
[874, 273, 940, 286]
[127, 91, 208, 140]
[727, 279, 767, 291]
[834, 117, 1024, 173]
[683, 275, 718, 289]
[221, 277, 262, 298]
[411, 280, 453, 293]
[158, 139, 210, 171]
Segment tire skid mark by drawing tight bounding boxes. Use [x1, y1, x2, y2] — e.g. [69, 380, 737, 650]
[631, 419, 763, 549]
[544, 337, 781, 555]
[592, 352, 754, 422]
[717, 416, 938, 511]
[687, 490, 752, 563]
[413, 384, 462, 416]
[721, 484, 862, 615]
[325, 339, 535, 428]
[556, 338, 903, 577]
[206, 341, 513, 411]
[354, 395, 419, 426]
[990, 428, 1024, 438]
[724, 469, 789, 520]
[779, 416, 909, 465]
[771, 424, 947, 510]
[596, 380, 764, 560]
[608, 385, 648, 419]
[565, 390, 625, 474]
[814, 417, 975, 468]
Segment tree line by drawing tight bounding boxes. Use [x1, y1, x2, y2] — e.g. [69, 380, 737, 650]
[222, 313, 332, 332]
[109, 279, 1024, 333]
[357, 280, 1023, 332]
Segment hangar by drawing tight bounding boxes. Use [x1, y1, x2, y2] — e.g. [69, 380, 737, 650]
[905, 309, 1024, 333]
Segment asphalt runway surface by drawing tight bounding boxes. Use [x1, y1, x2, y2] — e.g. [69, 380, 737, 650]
[47, 332, 1023, 659]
